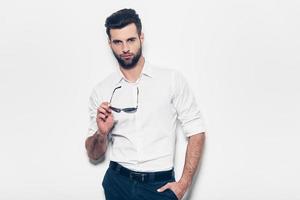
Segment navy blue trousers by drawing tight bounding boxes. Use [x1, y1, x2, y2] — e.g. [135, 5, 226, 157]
[102, 167, 178, 200]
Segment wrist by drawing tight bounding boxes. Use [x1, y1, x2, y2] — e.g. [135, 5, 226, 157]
[96, 129, 106, 136]
[178, 177, 192, 189]
[96, 130, 109, 141]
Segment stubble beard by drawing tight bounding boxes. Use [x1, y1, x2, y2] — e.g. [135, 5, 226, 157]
[112, 45, 142, 70]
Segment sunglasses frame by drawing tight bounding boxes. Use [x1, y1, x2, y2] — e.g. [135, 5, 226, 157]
[109, 86, 139, 113]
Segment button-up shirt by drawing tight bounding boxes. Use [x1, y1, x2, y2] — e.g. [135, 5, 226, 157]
[88, 61, 205, 172]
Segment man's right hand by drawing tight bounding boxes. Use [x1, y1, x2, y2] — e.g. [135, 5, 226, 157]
[96, 102, 116, 136]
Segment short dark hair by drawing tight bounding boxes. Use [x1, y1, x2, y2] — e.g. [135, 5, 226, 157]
[105, 8, 142, 39]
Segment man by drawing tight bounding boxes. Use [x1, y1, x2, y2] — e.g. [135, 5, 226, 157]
[85, 8, 206, 200]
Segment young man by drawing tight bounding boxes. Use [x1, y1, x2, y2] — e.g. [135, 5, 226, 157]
[85, 8, 206, 200]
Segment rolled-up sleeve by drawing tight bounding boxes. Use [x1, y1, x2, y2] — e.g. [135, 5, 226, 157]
[88, 88, 100, 136]
[171, 70, 206, 137]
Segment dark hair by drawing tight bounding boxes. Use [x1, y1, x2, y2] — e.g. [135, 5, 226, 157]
[105, 8, 142, 39]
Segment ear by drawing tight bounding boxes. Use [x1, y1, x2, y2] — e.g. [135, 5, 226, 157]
[140, 32, 144, 44]
[108, 38, 112, 47]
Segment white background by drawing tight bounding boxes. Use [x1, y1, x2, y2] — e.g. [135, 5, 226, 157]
[1, 0, 299, 199]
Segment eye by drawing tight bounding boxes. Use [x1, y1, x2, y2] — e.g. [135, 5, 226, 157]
[113, 40, 122, 45]
[128, 38, 136, 43]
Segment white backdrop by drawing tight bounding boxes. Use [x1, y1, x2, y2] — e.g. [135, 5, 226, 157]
[1, 0, 299, 199]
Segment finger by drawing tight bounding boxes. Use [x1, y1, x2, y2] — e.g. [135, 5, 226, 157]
[97, 107, 109, 116]
[101, 102, 110, 107]
[97, 113, 107, 120]
[97, 107, 112, 115]
[157, 183, 170, 192]
[99, 104, 112, 113]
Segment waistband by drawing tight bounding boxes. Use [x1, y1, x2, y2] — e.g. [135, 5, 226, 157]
[109, 161, 175, 183]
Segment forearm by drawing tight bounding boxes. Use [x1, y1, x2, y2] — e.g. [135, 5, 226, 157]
[179, 132, 205, 187]
[85, 130, 108, 160]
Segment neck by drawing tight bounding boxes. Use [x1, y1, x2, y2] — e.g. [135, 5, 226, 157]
[119, 56, 145, 82]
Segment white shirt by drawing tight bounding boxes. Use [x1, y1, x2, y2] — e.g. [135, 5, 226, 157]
[88, 61, 205, 172]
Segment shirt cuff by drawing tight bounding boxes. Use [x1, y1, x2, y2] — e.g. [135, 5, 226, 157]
[182, 118, 206, 137]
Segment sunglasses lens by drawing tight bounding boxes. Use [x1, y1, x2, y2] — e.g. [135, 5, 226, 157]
[110, 106, 121, 113]
[123, 108, 137, 113]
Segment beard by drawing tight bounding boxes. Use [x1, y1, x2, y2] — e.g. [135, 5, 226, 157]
[112, 46, 142, 70]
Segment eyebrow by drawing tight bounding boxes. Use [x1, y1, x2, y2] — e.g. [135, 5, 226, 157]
[126, 37, 137, 41]
[112, 37, 137, 43]
[112, 39, 122, 43]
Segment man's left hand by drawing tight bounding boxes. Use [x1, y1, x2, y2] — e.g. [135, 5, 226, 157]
[157, 180, 189, 200]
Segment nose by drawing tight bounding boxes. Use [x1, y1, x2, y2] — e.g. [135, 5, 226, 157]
[122, 42, 130, 53]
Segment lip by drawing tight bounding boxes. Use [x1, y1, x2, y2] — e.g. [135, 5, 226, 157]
[121, 54, 133, 59]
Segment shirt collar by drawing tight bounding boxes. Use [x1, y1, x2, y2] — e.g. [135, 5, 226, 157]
[113, 60, 153, 86]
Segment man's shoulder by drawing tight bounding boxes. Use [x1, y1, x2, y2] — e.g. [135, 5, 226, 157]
[149, 64, 188, 89]
[148, 63, 178, 77]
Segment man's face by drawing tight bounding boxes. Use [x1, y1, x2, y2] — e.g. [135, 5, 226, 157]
[109, 23, 144, 69]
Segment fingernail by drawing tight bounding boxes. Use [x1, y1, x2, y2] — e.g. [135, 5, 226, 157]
[157, 189, 161, 192]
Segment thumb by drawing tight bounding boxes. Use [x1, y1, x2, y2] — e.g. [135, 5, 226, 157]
[157, 183, 170, 192]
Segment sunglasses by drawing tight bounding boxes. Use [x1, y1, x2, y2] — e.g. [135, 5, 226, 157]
[109, 86, 139, 113]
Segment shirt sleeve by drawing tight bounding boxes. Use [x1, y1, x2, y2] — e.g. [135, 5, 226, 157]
[87, 88, 100, 137]
[171, 70, 206, 137]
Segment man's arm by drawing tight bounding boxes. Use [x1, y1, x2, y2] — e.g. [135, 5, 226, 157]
[86, 101, 115, 161]
[179, 132, 205, 187]
[158, 132, 205, 199]
[85, 130, 108, 160]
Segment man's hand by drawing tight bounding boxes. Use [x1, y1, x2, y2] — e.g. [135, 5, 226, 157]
[157, 180, 190, 200]
[85, 102, 117, 160]
[97, 102, 116, 135]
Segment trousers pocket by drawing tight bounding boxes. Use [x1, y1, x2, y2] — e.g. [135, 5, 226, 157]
[167, 189, 178, 200]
